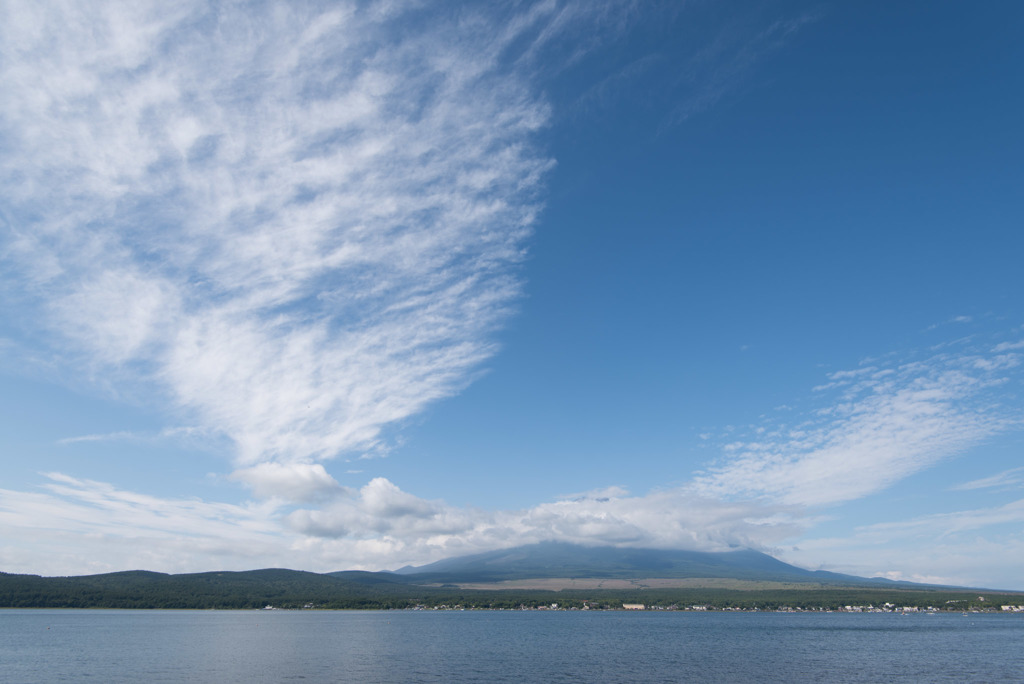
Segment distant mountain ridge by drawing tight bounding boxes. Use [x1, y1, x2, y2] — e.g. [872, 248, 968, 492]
[5, 543, 991, 610]
[390, 542, 905, 586]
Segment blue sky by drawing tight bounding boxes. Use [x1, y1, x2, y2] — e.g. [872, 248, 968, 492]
[1, 0, 1023, 589]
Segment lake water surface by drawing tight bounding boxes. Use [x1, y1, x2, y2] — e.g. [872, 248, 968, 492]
[2, 609, 1022, 683]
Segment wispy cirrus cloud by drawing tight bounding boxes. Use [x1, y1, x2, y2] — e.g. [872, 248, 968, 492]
[926, 314, 975, 331]
[781, 499, 1024, 589]
[952, 466, 1024, 492]
[993, 340, 1024, 352]
[0, 1, 575, 493]
[690, 341, 1023, 507]
[56, 425, 209, 446]
[0, 472, 285, 575]
[57, 431, 139, 446]
[658, 10, 819, 131]
[857, 498, 1024, 539]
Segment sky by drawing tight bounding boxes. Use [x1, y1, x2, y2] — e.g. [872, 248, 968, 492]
[1, 0, 1022, 589]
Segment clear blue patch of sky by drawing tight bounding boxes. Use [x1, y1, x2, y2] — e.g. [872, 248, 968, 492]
[0, 374, 233, 500]
[378, 0, 1024, 508]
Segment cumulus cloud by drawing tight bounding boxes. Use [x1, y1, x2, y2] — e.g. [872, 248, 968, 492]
[0, 0, 564, 495]
[0, 471, 804, 575]
[691, 344, 1022, 507]
[4, 466, 1022, 583]
[286, 477, 466, 541]
[231, 463, 348, 503]
[284, 478, 803, 569]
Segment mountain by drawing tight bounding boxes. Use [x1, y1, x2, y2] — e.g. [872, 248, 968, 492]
[394, 542, 904, 587]
[6, 544, 1005, 610]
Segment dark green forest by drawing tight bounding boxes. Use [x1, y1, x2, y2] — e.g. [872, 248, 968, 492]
[2, 569, 1019, 611]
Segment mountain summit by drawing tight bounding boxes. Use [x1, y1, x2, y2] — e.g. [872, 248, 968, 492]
[393, 542, 896, 586]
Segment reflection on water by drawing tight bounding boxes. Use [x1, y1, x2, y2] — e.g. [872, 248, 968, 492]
[3, 609, 1023, 683]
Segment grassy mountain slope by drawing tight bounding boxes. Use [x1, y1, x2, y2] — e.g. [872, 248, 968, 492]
[5, 544, 1009, 609]
[392, 542, 904, 586]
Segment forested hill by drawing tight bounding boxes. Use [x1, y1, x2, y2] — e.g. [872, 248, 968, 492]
[4, 544, 1019, 610]
[3, 568, 1020, 611]
[0, 569, 420, 609]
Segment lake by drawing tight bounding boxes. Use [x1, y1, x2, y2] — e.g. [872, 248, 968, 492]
[2, 609, 1022, 682]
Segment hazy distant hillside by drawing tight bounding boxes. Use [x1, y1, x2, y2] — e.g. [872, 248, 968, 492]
[5, 546, 1014, 612]
[5, 543, 989, 610]
[393, 542, 905, 587]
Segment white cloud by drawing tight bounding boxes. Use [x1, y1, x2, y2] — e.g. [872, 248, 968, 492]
[781, 501, 1024, 589]
[284, 479, 803, 570]
[230, 463, 348, 503]
[0, 471, 801, 576]
[993, 340, 1024, 352]
[0, 1, 560, 496]
[57, 431, 139, 446]
[691, 345, 1022, 507]
[55, 426, 214, 450]
[5, 468, 1024, 588]
[926, 315, 975, 331]
[0, 473, 286, 575]
[864, 499, 1024, 538]
[2, 3, 1022, 590]
[951, 466, 1024, 491]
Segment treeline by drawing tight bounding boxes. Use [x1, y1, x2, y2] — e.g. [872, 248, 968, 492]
[0, 569, 424, 610]
[1, 570, 1018, 611]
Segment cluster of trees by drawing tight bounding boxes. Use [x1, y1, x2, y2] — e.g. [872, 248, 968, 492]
[0, 570, 420, 610]
[1, 570, 1017, 611]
